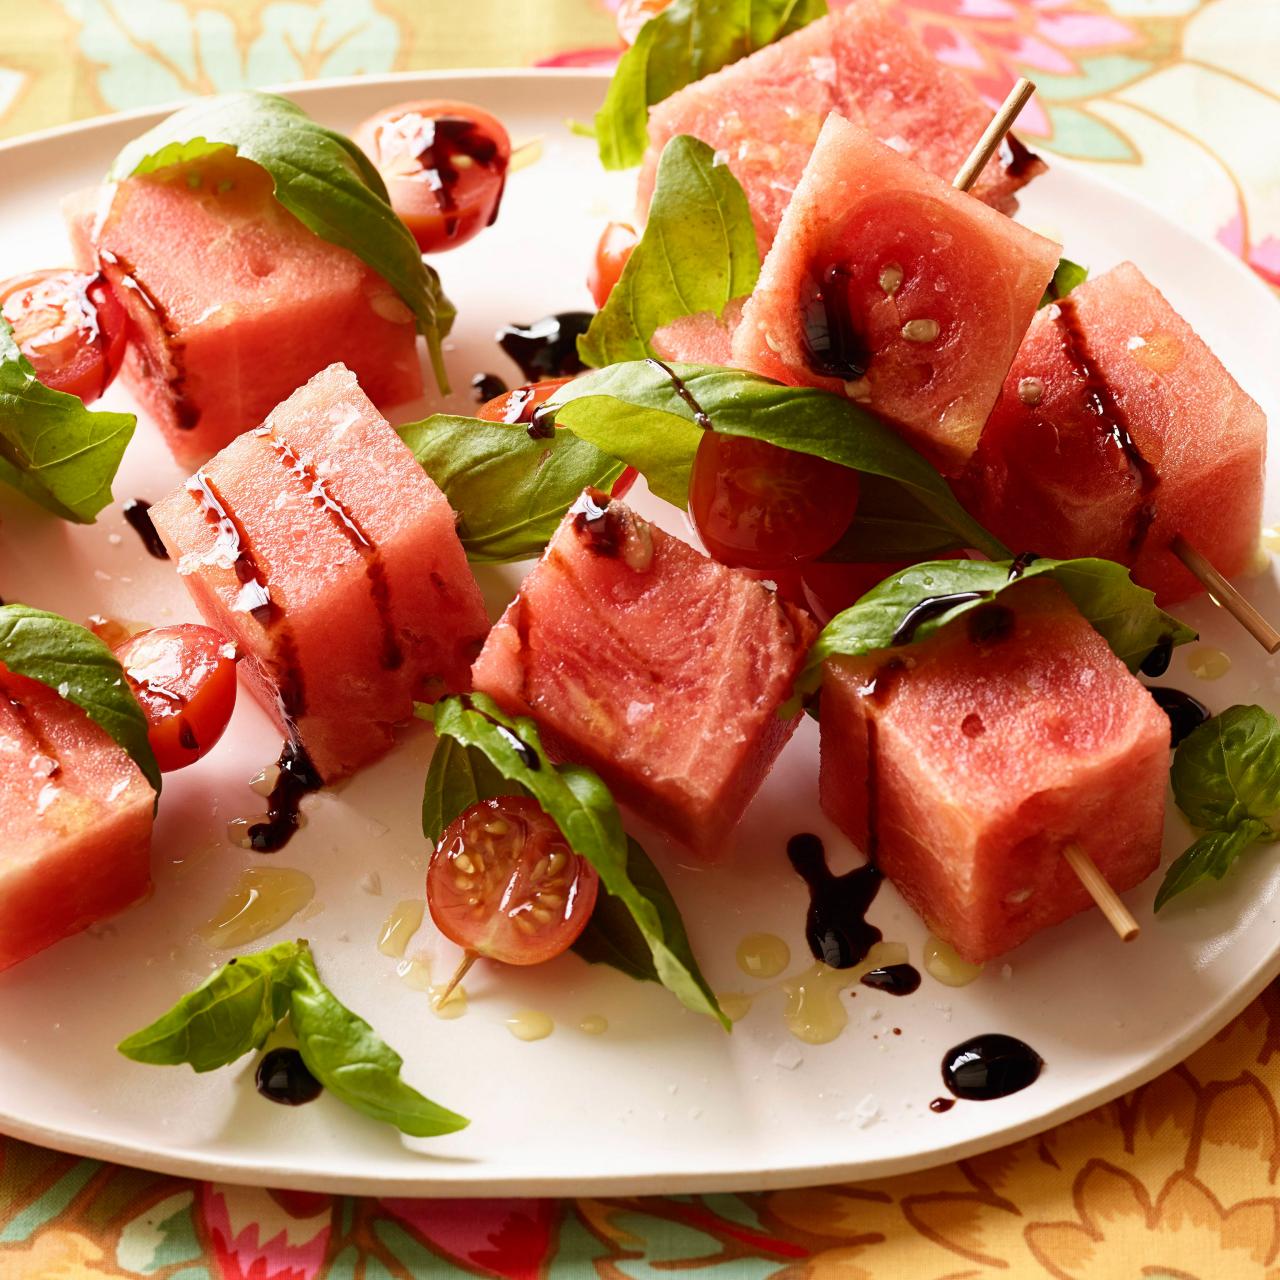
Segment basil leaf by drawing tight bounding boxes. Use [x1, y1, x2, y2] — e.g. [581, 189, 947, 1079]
[596, 0, 828, 169]
[421, 736, 515, 844]
[578, 136, 758, 368]
[1154, 820, 1270, 912]
[792, 556, 1195, 703]
[0, 603, 160, 795]
[420, 694, 728, 1028]
[109, 91, 455, 391]
[0, 318, 135, 523]
[287, 948, 468, 1137]
[117, 941, 301, 1072]
[543, 360, 1005, 556]
[819, 474, 976, 563]
[397, 414, 623, 563]
[1040, 257, 1089, 309]
[1171, 705, 1280, 833]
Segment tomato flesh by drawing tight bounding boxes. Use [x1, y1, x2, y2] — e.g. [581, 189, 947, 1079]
[0, 269, 128, 404]
[427, 796, 599, 967]
[688, 431, 860, 571]
[478, 376, 637, 498]
[587, 221, 639, 309]
[114, 625, 238, 772]
[354, 100, 511, 253]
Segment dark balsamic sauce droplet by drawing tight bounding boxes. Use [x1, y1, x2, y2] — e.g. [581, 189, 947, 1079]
[255, 1047, 322, 1106]
[802, 263, 873, 381]
[1007, 552, 1039, 581]
[177, 719, 199, 751]
[891, 591, 984, 647]
[860, 964, 922, 996]
[943, 1033, 1043, 1101]
[569, 489, 623, 558]
[1148, 686, 1210, 747]
[497, 313, 592, 381]
[471, 372, 508, 403]
[645, 357, 713, 430]
[122, 499, 170, 560]
[1140, 634, 1174, 678]
[786, 833, 883, 969]
[459, 695, 541, 771]
[929, 1096, 956, 1114]
[247, 739, 323, 853]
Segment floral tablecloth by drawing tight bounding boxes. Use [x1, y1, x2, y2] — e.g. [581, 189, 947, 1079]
[2, 1, 1278, 1276]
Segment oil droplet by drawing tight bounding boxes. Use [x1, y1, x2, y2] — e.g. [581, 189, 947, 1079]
[396, 957, 432, 991]
[782, 940, 908, 1044]
[579, 1014, 609, 1035]
[378, 899, 424, 958]
[430, 984, 467, 1020]
[1186, 645, 1232, 682]
[1128, 330, 1183, 374]
[506, 1010, 554, 1042]
[923, 935, 984, 988]
[199, 868, 315, 949]
[1260, 525, 1280, 556]
[736, 932, 791, 980]
[717, 992, 754, 1023]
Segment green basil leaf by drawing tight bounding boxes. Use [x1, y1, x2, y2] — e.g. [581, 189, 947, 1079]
[596, 0, 828, 169]
[117, 941, 302, 1072]
[792, 556, 1195, 704]
[421, 735, 516, 844]
[1039, 257, 1089, 309]
[1171, 705, 1280, 833]
[542, 360, 1006, 556]
[579, 135, 758, 368]
[1154, 819, 1270, 912]
[397, 414, 623, 563]
[420, 694, 728, 1028]
[0, 603, 160, 795]
[819, 473, 976, 563]
[286, 948, 469, 1137]
[108, 91, 455, 391]
[0, 318, 135, 523]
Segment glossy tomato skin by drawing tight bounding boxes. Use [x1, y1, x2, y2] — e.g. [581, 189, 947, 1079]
[688, 431, 860, 571]
[587, 221, 639, 309]
[114, 625, 238, 772]
[0, 269, 128, 404]
[427, 796, 599, 967]
[478, 376, 637, 498]
[354, 100, 511, 253]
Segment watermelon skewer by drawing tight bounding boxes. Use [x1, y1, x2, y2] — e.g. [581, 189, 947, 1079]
[1062, 843, 1140, 942]
[952, 79, 1036, 196]
[1168, 536, 1280, 653]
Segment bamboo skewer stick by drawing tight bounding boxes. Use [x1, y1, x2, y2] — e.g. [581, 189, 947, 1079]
[953, 77, 1036, 193]
[1063, 844, 1140, 942]
[435, 951, 478, 1009]
[1171, 534, 1280, 653]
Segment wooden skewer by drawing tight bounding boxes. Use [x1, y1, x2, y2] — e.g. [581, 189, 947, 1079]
[435, 951, 478, 1008]
[953, 77, 1036, 193]
[1171, 534, 1280, 653]
[1063, 843, 1139, 942]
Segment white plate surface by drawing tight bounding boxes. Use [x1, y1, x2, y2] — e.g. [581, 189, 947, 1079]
[0, 71, 1278, 1197]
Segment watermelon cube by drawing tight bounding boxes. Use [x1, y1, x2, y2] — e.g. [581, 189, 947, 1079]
[471, 489, 817, 858]
[652, 300, 742, 366]
[732, 114, 1060, 473]
[65, 153, 422, 467]
[819, 582, 1169, 963]
[638, 1, 1044, 253]
[150, 363, 488, 783]
[0, 664, 154, 972]
[963, 262, 1267, 604]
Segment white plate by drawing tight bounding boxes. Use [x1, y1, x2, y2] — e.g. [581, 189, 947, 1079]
[0, 70, 1278, 1197]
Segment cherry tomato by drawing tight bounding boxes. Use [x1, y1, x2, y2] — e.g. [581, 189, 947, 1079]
[587, 221, 638, 309]
[354, 100, 511, 253]
[0, 269, 128, 404]
[427, 796, 599, 967]
[616, 0, 671, 43]
[478, 376, 637, 498]
[113, 625, 238, 772]
[688, 431, 861, 571]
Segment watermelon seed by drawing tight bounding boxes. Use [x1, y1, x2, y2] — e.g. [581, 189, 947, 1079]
[878, 264, 903, 296]
[1017, 376, 1045, 407]
[901, 319, 940, 344]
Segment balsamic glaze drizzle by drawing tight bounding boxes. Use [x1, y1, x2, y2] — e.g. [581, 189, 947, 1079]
[644, 357, 713, 430]
[942, 1033, 1043, 1101]
[569, 489, 623, 559]
[891, 592, 984, 647]
[187, 471, 277, 627]
[1148, 686, 1210, 747]
[786, 833, 883, 969]
[121, 499, 169, 560]
[460, 694, 541, 770]
[802, 263, 873, 381]
[255, 1047, 322, 1106]
[497, 313, 591, 381]
[247, 739, 323, 853]
[408, 115, 507, 239]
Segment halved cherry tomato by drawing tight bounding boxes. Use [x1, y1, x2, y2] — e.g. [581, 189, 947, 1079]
[354, 100, 511, 253]
[688, 431, 860, 571]
[478, 376, 637, 498]
[616, 0, 671, 43]
[0, 269, 128, 404]
[428, 796, 600, 966]
[113, 625, 238, 772]
[587, 221, 638, 309]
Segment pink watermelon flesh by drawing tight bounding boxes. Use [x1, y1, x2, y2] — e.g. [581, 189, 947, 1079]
[819, 581, 1169, 964]
[964, 262, 1267, 604]
[471, 490, 817, 859]
[732, 114, 1060, 474]
[651, 300, 742, 365]
[150, 363, 489, 783]
[0, 665, 154, 972]
[638, 1, 1044, 254]
[64, 153, 422, 467]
